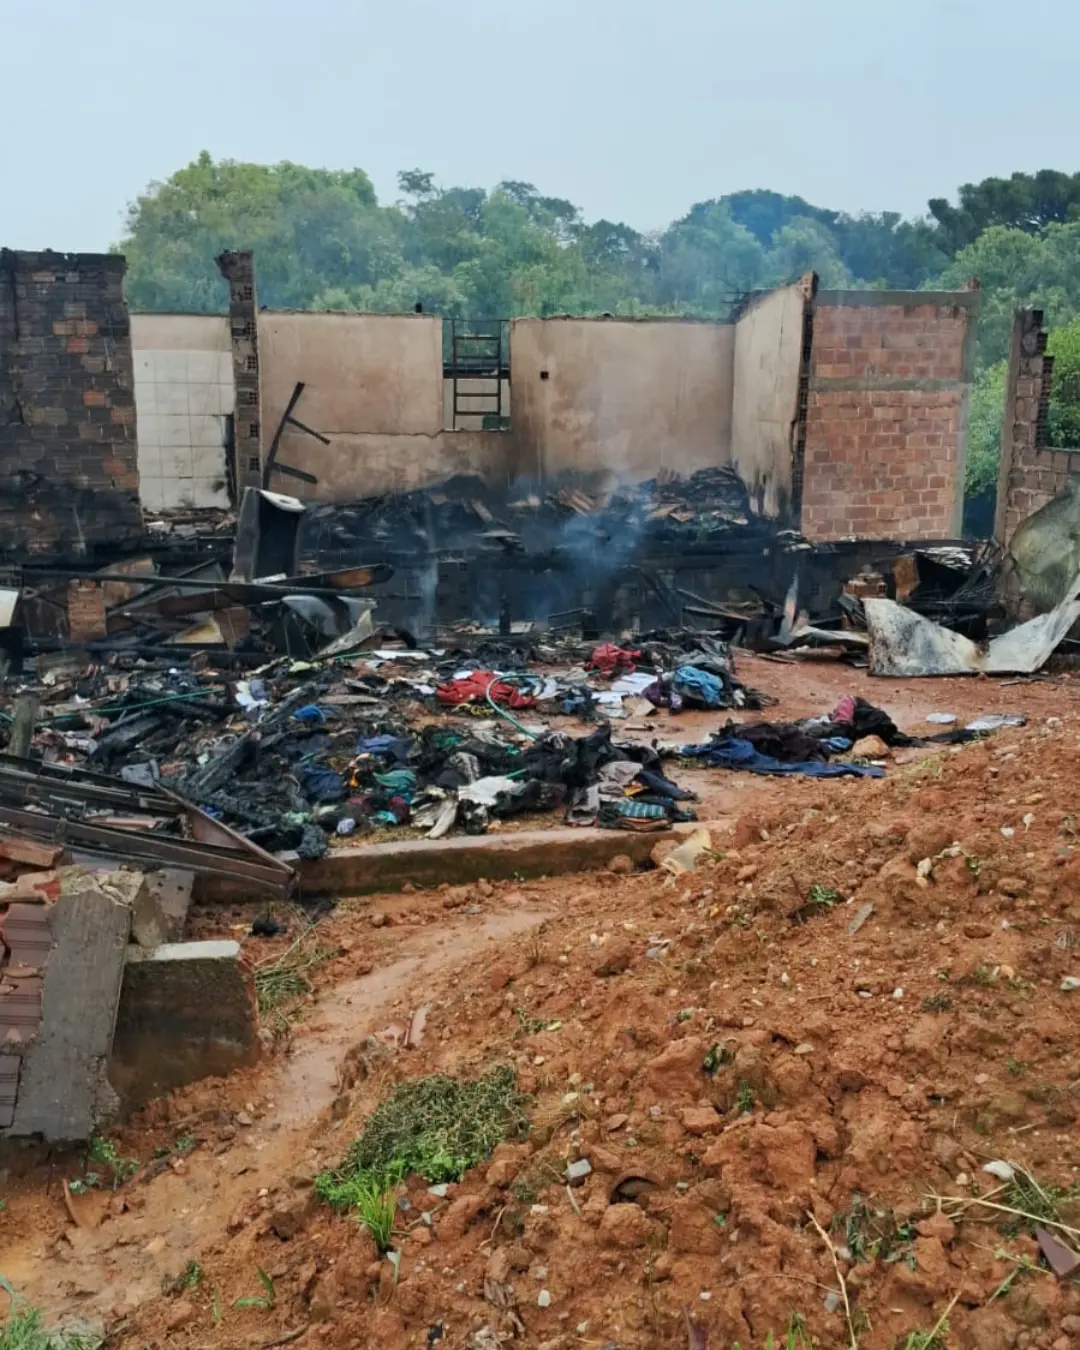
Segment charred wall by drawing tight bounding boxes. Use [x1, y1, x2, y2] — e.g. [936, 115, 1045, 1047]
[0, 250, 142, 557]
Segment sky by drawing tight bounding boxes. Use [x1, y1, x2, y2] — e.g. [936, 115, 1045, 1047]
[3, 0, 1079, 252]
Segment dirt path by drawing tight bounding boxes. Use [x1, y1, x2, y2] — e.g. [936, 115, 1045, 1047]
[1, 904, 551, 1326]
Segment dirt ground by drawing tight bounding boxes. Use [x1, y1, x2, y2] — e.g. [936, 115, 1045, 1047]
[4, 655, 1080, 1350]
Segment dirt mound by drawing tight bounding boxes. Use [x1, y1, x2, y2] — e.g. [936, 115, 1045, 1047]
[7, 706, 1080, 1350]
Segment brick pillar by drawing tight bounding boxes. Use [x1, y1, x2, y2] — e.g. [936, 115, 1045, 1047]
[0, 250, 142, 558]
[994, 310, 1057, 544]
[216, 251, 262, 492]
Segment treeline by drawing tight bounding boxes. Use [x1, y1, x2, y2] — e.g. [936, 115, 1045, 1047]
[119, 156, 1080, 496]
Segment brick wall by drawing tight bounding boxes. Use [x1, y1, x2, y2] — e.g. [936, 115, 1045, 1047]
[993, 309, 1076, 542]
[0, 250, 142, 556]
[800, 290, 978, 541]
[217, 251, 262, 493]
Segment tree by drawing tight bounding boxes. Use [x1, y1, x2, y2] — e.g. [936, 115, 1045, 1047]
[929, 170, 1080, 253]
[964, 360, 1007, 497]
[1047, 316, 1080, 448]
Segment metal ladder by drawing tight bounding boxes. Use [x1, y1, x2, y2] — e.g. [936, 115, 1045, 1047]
[448, 322, 507, 429]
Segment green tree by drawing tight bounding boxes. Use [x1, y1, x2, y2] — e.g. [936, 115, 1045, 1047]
[1047, 316, 1080, 447]
[929, 170, 1080, 253]
[964, 360, 1006, 497]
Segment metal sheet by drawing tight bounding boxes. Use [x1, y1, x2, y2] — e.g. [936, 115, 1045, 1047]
[865, 570, 1080, 677]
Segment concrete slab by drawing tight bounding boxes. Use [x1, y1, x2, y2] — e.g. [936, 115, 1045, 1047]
[8, 884, 130, 1141]
[109, 939, 258, 1111]
[296, 826, 674, 896]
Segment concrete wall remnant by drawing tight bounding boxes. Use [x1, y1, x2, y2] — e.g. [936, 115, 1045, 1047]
[131, 314, 233, 510]
[511, 316, 736, 486]
[0, 250, 142, 557]
[109, 939, 258, 1110]
[6, 879, 130, 1141]
[994, 308, 1074, 542]
[731, 278, 813, 519]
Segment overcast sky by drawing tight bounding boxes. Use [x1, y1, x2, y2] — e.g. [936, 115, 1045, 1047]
[3, 0, 1078, 251]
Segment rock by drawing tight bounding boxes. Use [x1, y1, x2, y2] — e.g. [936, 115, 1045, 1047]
[486, 1158, 520, 1188]
[998, 876, 1029, 898]
[916, 1212, 956, 1243]
[607, 855, 634, 875]
[437, 1194, 486, 1239]
[592, 938, 633, 977]
[604, 1113, 629, 1132]
[680, 1106, 721, 1136]
[589, 1144, 622, 1173]
[235, 1110, 253, 1127]
[537, 1289, 551, 1308]
[165, 1301, 197, 1332]
[565, 1159, 593, 1184]
[489, 965, 513, 992]
[913, 1236, 949, 1283]
[598, 1203, 657, 1249]
[270, 1195, 312, 1241]
[308, 1275, 337, 1322]
[370, 913, 388, 928]
[644, 1036, 706, 1100]
[963, 922, 993, 939]
[410, 1226, 432, 1247]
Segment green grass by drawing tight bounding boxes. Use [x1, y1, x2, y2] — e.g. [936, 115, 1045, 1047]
[233, 1267, 276, 1311]
[0, 1279, 101, 1350]
[317, 1066, 529, 1244]
[735, 1081, 756, 1115]
[253, 922, 334, 1031]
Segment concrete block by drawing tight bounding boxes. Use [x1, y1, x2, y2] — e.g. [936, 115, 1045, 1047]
[109, 940, 258, 1111]
[294, 826, 675, 897]
[7, 884, 131, 1141]
[142, 869, 194, 943]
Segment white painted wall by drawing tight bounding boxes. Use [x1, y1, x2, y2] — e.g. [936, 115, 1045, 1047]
[131, 315, 233, 510]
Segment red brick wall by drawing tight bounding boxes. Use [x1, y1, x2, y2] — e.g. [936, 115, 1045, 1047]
[800, 295, 976, 541]
[994, 309, 1074, 543]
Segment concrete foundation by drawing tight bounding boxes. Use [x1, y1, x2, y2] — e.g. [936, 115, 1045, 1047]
[8, 884, 130, 1141]
[295, 826, 674, 896]
[109, 940, 258, 1110]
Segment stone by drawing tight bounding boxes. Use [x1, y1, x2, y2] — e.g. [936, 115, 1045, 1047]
[644, 1037, 706, 1100]
[916, 1212, 956, 1244]
[270, 1195, 313, 1240]
[165, 1301, 197, 1332]
[598, 1203, 657, 1249]
[486, 1158, 520, 1188]
[489, 965, 513, 992]
[565, 1159, 593, 1184]
[680, 1106, 721, 1136]
[591, 938, 633, 977]
[437, 1194, 486, 1240]
[607, 855, 634, 875]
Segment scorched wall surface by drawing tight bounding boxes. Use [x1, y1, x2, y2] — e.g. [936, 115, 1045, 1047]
[510, 317, 735, 485]
[0, 250, 142, 556]
[801, 290, 977, 541]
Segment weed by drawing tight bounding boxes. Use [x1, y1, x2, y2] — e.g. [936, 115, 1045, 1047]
[833, 1193, 916, 1267]
[964, 853, 982, 877]
[318, 1066, 529, 1240]
[210, 1289, 221, 1325]
[253, 922, 333, 1032]
[735, 1081, 756, 1115]
[807, 882, 841, 907]
[961, 964, 996, 987]
[514, 1007, 553, 1036]
[87, 1136, 137, 1190]
[233, 1267, 276, 1311]
[702, 1043, 732, 1075]
[897, 1292, 959, 1349]
[1005, 1056, 1028, 1078]
[173, 1134, 196, 1154]
[920, 993, 953, 1013]
[162, 1260, 203, 1295]
[1005, 1164, 1080, 1228]
[0, 1277, 100, 1350]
